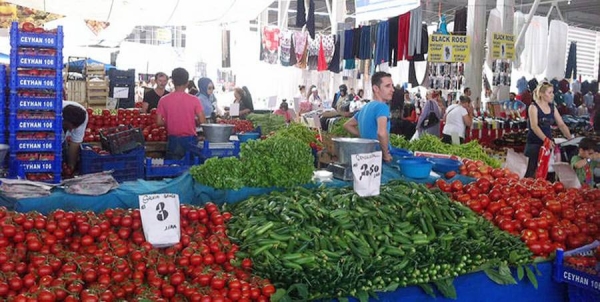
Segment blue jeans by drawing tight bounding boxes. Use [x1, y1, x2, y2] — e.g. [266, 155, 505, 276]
[166, 136, 196, 160]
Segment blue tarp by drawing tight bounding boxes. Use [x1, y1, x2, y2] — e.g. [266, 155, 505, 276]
[66, 58, 115, 73]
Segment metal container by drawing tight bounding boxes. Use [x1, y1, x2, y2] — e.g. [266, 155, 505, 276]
[0, 144, 8, 163]
[332, 137, 379, 166]
[201, 124, 234, 143]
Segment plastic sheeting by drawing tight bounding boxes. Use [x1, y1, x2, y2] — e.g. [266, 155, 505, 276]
[520, 16, 549, 75]
[512, 11, 526, 69]
[545, 20, 569, 80]
[485, 9, 502, 69]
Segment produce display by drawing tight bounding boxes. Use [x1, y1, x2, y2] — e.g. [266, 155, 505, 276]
[390, 134, 502, 168]
[0, 204, 276, 301]
[84, 108, 166, 142]
[191, 135, 315, 189]
[327, 117, 350, 137]
[218, 120, 255, 134]
[226, 181, 534, 301]
[245, 114, 286, 134]
[272, 123, 322, 149]
[436, 166, 600, 257]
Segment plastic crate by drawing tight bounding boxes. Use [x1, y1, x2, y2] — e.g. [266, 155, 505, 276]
[553, 241, 600, 301]
[9, 72, 62, 90]
[10, 51, 63, 69]
[9, 93, 62, 112]
[10, 22, 64, 49]
[9, 115, 62, 132]
[9, 154, 61, 174]
[145, 157, 190, 179]
[108, 68, 135, 81]
[189, 140, 240, 163]
[9, 133, 62, 152]
[80, 144, 144, 182]
[100, 125, 145, 154]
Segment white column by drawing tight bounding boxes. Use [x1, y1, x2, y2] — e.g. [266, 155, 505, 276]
[465, 0, 487, 109]
[496, 0, 514, 100]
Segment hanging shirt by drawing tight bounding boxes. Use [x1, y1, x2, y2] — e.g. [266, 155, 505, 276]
[279, 31, 292, 67]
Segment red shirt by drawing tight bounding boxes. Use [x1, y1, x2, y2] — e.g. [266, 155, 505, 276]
[157, 91, 203, 136]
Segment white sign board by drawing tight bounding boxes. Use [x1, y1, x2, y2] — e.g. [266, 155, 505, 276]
[113, 87, 129, 99]
[351, 151, 382, 196]
[138, 193, 181, 248]
[230, 103, 240, 117]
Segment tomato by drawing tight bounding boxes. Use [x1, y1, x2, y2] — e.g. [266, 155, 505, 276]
[261, 284, 276, 297]
[551, 226, 567, 243]
[562, 208, 576, 221]
[521, 229, 538, 243]
[536, 228, 550, 241]
[527, 240, 544, 255]
[545, 200, 562, 214]
[552, 182, 565, 193]
[211, 277, 226, 290]
[21, 22, 35, 32]
[450, 180, 464, 192]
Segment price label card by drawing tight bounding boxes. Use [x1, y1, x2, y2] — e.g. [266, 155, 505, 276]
[113, 87, 129, 98]
[267, 96, 277, 109]
[230, 103, 240, 116]
[351, 151, 382, 197]
[138, 193, 181, 248]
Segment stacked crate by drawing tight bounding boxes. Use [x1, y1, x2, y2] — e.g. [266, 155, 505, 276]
[108, 68, 135, 108]
[86, 64, 109, 107]
[0, 64, 6, 144]
[8, 22, 64, 183]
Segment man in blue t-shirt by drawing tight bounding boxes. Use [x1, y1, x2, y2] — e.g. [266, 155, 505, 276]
[343, 71, 395, 162]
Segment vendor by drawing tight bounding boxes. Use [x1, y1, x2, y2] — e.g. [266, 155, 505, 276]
[231, 87, 254, 119]
[142, 71, 169, 113]
[308, 87, 322, 110]
[571, 138, 599, 188]
[156, 68, 207, 160]
[332, 84, 351, 111]
[274, 100, 296, 123]
[197, 77, 217, 122]
[62, 101, 88, 170]
[343, 71, 395, 163]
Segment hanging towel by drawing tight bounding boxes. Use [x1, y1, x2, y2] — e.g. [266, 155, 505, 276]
[296, 0, 306, 28]
[279, 31, 292, 67]
[545, 20, 568, 80]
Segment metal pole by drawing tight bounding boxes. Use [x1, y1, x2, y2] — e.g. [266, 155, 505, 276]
[515, 0, 541, 52]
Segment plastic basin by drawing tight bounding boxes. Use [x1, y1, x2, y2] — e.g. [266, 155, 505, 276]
[238, 132, 260, 142]
[398, 158, 432, 179]
[426, 157, 463, 174]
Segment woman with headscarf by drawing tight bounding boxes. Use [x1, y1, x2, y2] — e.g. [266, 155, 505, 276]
[197, 77, 216, 122]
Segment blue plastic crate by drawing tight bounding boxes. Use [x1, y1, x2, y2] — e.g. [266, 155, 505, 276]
[80, 144, 144, 182]
[9, 115, 62, 132]
[0, 64, 5, 87]
[9, 93, 62, 112]
[145, 157, 190, 179]
[10, 51, 63, 69]
[9, 134, 62, 152]
[9, 154, 62, 174]
[10, 22, 64, 49]
[9, 72, 62, 90]
[554, 241, 600, 300]
[189, 140, 240, 163]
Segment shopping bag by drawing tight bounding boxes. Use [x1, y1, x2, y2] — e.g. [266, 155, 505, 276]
[553, 163, 581, 189]
[504, 148, 528, 178]
[536, 138, 552, 179]
[138, 193, 181, 248]
[351, 151, 382, 197]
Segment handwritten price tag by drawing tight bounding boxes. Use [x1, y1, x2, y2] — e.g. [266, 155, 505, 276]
[138, 193, 181, 248]
[351, 151, 382, 197]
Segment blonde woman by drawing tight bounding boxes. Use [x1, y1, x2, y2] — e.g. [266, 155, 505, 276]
[524, 82, 572, 178]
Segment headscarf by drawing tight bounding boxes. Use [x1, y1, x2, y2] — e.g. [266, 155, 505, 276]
[197, 77, 214, 117]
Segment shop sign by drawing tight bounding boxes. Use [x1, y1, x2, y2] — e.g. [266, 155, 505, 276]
[491, 32, 515, 60]
[428, 34, 470, 63]
[156, 28, 172, 43]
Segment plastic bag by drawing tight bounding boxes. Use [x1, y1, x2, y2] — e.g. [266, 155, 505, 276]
[536, 138, 552, 179]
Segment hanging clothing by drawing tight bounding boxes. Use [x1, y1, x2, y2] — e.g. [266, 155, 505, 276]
[486, 9, 502, 68]
[296, 0, 306, 28]
[279, 31, 292, 67]
[572, 80, 581, 94]
[513, 11, 526, 68]
[516, 77, 528, 94]
[565, 42, 577, 79]
[306, 0, 316, 39]
[322, 34, 335, 64]
[359, 25, 371, 60]
[546, 20, 568, 80]
[261, 27, 280, 64]
[528, 78, 539, 92]
[293, 31, 308, 69]
[453, 7, 467, 35]
[409, 24, 428, 62]
[344, 29, 355, 70]
[388, 16, 399, 67]
[317, 38, 328, 71]
[397, 12, 411, 61]
[352, 27, 362, 58]
[408, 60, 419, 87]
[328, 34, 341, 73]
[289, 35, 297, 66]
[307, 34, 320, 70]
[374, 20, 390, 64]
[408, 6, 422, 57]
[521, 16, 549, 75]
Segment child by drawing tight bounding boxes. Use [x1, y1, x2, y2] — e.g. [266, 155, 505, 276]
[570, 138, 599, 187]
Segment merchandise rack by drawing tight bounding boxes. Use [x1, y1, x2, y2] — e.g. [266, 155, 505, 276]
[8, 21, 64, 183]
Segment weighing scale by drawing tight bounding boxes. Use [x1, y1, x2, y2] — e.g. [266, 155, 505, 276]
[326, 162, 354, 181]
[326, 138, 380, 181]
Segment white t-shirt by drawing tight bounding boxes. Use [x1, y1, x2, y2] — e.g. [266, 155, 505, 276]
[62, 101, 89, 143]
[442, 105, 468, 138]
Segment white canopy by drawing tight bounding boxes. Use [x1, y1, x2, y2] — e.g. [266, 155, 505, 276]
[5, 0, 275, 26]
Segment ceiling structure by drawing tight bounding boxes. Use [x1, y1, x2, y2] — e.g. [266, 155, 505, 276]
[267, 0, 600, 33]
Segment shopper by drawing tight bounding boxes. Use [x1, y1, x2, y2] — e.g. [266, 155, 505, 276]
[308, 87, 322, 110]
[156, 68, 207, 160]
[442, 96, 473, 144]
[231, 87, 253, 119]
[62, 101, 88, 170]
[186, 80, 199, 95]
[142, 71, 169, 113]
[274, 100, 296, 123]
[197, 77, 217, 122]
[416, 90, 442, 138]
[332, 84, 351, 111]
[399, 103, 418, 140]
[354, 89, 364, 101]
[570, 138, 599, 188]
[343, 71, 395, 163]
[524, 82, 572, 178]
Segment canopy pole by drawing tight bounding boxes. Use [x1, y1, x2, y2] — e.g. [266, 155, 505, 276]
[515, 0, 541, 54]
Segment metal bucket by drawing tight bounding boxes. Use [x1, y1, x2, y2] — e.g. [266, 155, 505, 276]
[332, 137, 379, 166]
[0, 144, 8, 163]
[201, 124, 234, 143]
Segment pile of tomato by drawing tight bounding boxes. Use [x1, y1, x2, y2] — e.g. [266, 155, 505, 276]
[436, 161, 600, 257]
[218, 120, 255, 134]
[0, 203, 276, 301]
[84, 108, 167, 143]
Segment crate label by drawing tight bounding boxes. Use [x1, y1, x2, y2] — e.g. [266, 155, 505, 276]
[18, 141, 55, 150]
[19, 121, 54, 129]
[561, 270, 600, 290]
[19, 78, 54, 87]
[19, 56, 55, 66]
[20, 162, 55, 171]
[19, 100, 54, 108]
[20, 36, 55, 45]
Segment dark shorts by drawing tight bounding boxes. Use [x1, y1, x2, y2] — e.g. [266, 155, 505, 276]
[166, 136, 197, 160]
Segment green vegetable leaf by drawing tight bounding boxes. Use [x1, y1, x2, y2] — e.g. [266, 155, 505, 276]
[356, 290, 369, 302]
[524, 266, 539, 289]
[517, 265, 524, 281]
[484, 267, 517, 285]
[338, 298, 350, 302]
[418, 284, 436, 298]
[383, 282, 400, 292]
[434, 278, 457, 300]
[271, 289, 287, 302]
[287, 284, 309, 300]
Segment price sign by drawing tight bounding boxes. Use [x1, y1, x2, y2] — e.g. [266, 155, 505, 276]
[351, 151, 382, 197]
[230, 103, 240, 117]
[138, 193, 181, 248]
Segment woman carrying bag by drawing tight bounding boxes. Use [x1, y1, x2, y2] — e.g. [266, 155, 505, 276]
[416, 90, 442, 138]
